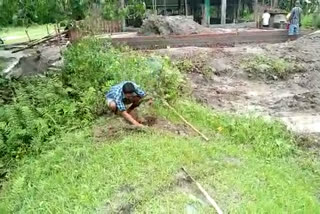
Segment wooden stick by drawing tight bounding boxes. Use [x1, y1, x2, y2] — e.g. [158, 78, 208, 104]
[25, 29, 31, 42]
[181, 167, 223, 214]
[162, 100, 209, 141]
[46, 24, 50, 35]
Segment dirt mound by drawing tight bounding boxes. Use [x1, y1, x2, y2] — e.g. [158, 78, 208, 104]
[139, 15, 212, 36]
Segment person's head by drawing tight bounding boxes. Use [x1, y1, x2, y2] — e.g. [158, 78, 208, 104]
[123, 82, 136, 100]
[264, 9, 268, 13]
[295, 0, 300, 7]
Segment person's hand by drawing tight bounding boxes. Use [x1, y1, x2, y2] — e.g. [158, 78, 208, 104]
[146, 98, 153, 106]
[135, 123, 144, 128]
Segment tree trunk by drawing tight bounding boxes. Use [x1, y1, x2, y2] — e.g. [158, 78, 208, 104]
[221, 0, 227, 24]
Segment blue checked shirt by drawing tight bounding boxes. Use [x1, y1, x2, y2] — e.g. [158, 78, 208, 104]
[106, 81, 145, 112]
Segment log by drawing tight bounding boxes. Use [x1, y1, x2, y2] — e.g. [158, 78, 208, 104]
[12, 31, 67, 53]
[162, 100, 209, 141]
[181, 167, 223, 214]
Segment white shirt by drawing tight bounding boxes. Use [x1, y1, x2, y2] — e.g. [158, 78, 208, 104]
[262, 12, 271, 26]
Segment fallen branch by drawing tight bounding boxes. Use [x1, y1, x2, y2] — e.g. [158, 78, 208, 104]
[181, 167, 223, 214]
[12, 31, 67, 53]
[162, 100, 209, 141]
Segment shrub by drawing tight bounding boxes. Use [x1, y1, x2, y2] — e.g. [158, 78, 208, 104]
[302, 14, 313, 28]
[313, 13, 320, 28]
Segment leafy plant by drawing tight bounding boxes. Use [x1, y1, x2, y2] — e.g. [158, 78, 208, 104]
[241, 55, 303, 80]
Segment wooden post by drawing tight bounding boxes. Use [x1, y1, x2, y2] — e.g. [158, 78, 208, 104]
[254, 0, 258, 25]
[120, 0, 125, 31]
[205, 0, 210, 25]
[221, 0, 227, 24]
[185, 0, 188, 16]
[164, 0, 167, 15]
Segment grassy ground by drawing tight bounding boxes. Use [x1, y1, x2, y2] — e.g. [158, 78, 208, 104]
[0, 39, 319, 213]
[0, 25, 57, 44]
[0, 100, 320, 213]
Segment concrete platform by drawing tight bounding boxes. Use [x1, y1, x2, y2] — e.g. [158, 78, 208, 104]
[105, 29, 292, 49]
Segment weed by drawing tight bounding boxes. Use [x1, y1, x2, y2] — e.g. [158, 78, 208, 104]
[241, 55, 302, 80]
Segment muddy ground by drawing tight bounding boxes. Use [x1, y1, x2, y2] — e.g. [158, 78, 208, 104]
[154, 31, 320, 140]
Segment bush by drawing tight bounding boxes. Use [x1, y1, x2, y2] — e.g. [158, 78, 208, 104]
[313, 13, 320, 28]
[0, 38, 184, 172]
[302, 13, 320, 29]
[302, 14, 313, 28]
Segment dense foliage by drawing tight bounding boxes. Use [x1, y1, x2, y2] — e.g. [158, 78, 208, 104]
[0, 0, 147, 26]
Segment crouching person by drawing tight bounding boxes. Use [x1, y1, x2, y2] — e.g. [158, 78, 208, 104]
[106, 81, 146, 127]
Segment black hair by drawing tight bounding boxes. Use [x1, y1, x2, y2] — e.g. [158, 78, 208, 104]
[122, 82, 135, 94]
[264, 9, 268, 13]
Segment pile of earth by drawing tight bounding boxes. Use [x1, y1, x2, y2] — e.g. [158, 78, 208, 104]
[264, 30, 320, 73]
[139, 15, 212, 36]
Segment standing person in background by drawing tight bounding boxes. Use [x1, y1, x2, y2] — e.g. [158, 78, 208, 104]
[262, 10, 271, 28]
[288, 1, 303, 40]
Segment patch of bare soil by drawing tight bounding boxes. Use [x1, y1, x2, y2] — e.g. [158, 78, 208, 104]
[93, 113, 194, 142]
[155, 32, 320, 143]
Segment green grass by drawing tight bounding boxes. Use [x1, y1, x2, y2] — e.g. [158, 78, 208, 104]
[0, 38, 319, 213]
[0, 100, 319, 213]
[0, 25, 58, 44]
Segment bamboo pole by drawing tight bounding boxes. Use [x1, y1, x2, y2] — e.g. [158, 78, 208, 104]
[162, 100, 209, 141]
[181, 167, 223, 214]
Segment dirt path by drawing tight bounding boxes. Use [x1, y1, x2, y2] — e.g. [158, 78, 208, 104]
[155, 31, 320, 138]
